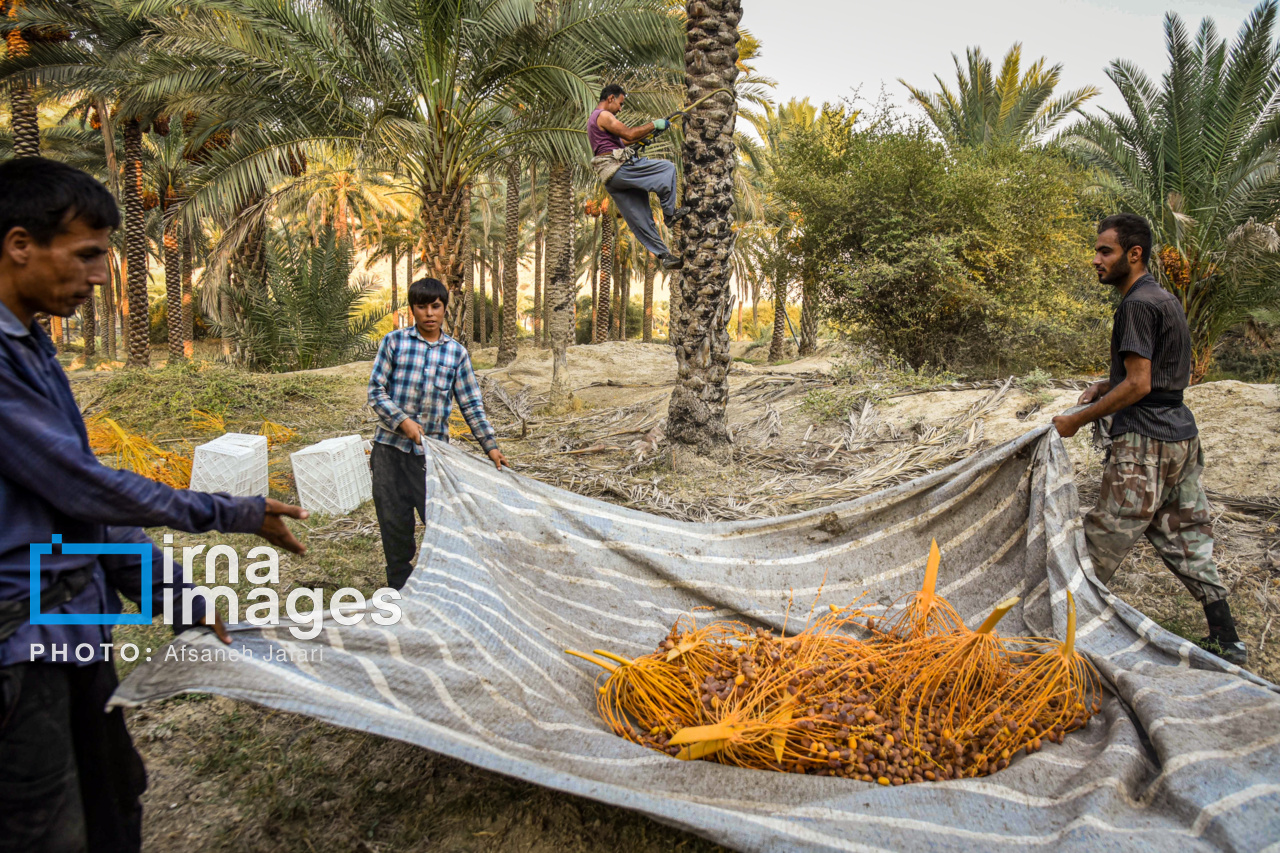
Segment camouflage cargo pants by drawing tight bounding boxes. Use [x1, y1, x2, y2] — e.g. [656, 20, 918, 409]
[1084, 432, 1226, 603]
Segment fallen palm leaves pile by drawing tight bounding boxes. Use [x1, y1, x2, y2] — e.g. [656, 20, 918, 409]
[567, 542, 1100, 785]
[86, 411, 301, 491]
[86, 415, 193, 488]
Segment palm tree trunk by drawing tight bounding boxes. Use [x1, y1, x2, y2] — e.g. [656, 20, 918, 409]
[547, 163, 575, 408]
[82, 292, 96, 359]
[6, 13, 39, 158]
[122, 118, 149, 368]
[594, 211, 613, 344]
[769, 282, 786, 362]
[404, 250, 413, 329]
[163, 217, 184, 362]
[612, 241, 623, 340]
[181, 232, 194, 358]
[478, 253, 487, 346]
[618, 244, 631, 340]
[497, 159, 521, 367]
[390, 247, 398, 327]
[419, 181, 467, 301]
[101, 250, 116, 359]
[799, 265, 817, 355]
[642, 253, 655, 342]
[667, 0, 741, 452]
[530, 161, 543, 348]
[588, 216, 599, 342]
[491, 233, 502, 331]
[9, 82, 39, 157]
[668, 256, 683, 347]
[464, 247, 475, 346]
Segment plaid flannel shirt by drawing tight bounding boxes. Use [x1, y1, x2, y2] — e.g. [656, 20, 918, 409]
[367, 328, 498, 456]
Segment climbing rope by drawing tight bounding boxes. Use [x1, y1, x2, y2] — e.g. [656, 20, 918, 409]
[629, 87, 736, 155]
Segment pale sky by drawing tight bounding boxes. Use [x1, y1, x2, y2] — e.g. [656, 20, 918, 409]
[743, 0, 1260, 121]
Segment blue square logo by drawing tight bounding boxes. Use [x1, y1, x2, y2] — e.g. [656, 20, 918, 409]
[29, 535, 152, 626]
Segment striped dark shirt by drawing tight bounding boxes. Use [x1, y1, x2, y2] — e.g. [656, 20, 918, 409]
[1108, 273, 1197, 441]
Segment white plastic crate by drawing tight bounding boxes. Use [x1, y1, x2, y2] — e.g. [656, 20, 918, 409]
[189, 433, 269, 497]
[291, 435, 372, 515]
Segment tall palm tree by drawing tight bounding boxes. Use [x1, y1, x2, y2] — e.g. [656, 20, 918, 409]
[641, 251, 655, 341]
[547, 162, 576, 408]
[148, 126, 189, 361]
[902, 43, 1098, 151]
[121, 115, 148, 366]
[1066, 2, 1280, 379]
[594, 203, 614, 344]
[529, 160, 544, 347]
[3, 0, 41, 156]
[666, 0, 741, 452]
[0, 0, 163, 365]
[497, 157, 522, 366]
[136, 0, 677, 303]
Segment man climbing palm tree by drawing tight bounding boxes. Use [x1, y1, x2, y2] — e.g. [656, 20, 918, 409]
[588, 84, 688, 271]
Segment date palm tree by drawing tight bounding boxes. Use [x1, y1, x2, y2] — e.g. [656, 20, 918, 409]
[0, 0, 169, 365]
[134, 0, 678, 301]
[497, 156, 522, 366]
[546, 161, 576, 408]
[666, 0, 741, 452]
[1065, 2, 1280, 379]
[902, 43, 1098, 152]
[3, 0, 42, 156]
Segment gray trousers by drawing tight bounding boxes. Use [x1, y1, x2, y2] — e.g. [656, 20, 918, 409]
[606, 157, 677, 258]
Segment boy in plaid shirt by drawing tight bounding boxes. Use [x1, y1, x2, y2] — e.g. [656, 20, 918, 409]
[368, 278, 507, 588]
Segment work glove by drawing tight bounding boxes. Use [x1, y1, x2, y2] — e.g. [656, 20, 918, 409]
[653, 118, 669, 132]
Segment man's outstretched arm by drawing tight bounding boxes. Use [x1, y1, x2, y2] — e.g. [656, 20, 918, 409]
[1053, 353, 1151, 438]
[453, 352, 507, 469]
[595, 109, 657, 144]
[0, 359, 309, 552]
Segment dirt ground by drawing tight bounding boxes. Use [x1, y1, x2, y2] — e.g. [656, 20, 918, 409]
[71, 340, 1278, 852]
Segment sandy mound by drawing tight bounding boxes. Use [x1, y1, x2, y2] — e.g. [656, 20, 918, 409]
[303, 341, 1280, 497]
[1184, 381, 1280, 495]
[873, 381, 1280, 496]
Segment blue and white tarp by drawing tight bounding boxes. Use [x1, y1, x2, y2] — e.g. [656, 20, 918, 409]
[115, 427, 1280, 851]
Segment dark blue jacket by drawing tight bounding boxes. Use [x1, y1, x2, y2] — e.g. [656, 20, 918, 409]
[0, 302, 264, 666]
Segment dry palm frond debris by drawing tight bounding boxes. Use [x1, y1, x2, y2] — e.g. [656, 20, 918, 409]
[189, 409, 226, 433]
[567, 541, 1100, 784]
[779, 380, 1012, 506]
[85, 415, 192, 488]
[260, 420, 298, 448]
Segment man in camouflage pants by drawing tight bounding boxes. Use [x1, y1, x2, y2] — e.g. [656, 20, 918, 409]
[1053, 213, 1247, 666]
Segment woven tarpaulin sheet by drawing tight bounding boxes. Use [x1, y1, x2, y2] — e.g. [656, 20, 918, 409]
[114, 427, 1280, 851]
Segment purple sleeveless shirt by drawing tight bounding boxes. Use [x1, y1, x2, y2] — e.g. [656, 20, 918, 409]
[588, 108, 623, 156]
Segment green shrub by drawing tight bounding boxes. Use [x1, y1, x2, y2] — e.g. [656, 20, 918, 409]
[771, 112, 1110, 374]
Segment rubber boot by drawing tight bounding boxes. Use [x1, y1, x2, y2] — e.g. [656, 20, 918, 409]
[1200, 599, 1248, 666]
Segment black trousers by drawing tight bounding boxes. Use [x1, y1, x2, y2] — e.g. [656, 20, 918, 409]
[0, 661, 146, 853]
[371, 442, 427, 590]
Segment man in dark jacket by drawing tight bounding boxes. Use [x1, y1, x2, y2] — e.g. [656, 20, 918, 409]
[1053, 213, 1246, 666]
[0, 157, 309, 853]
